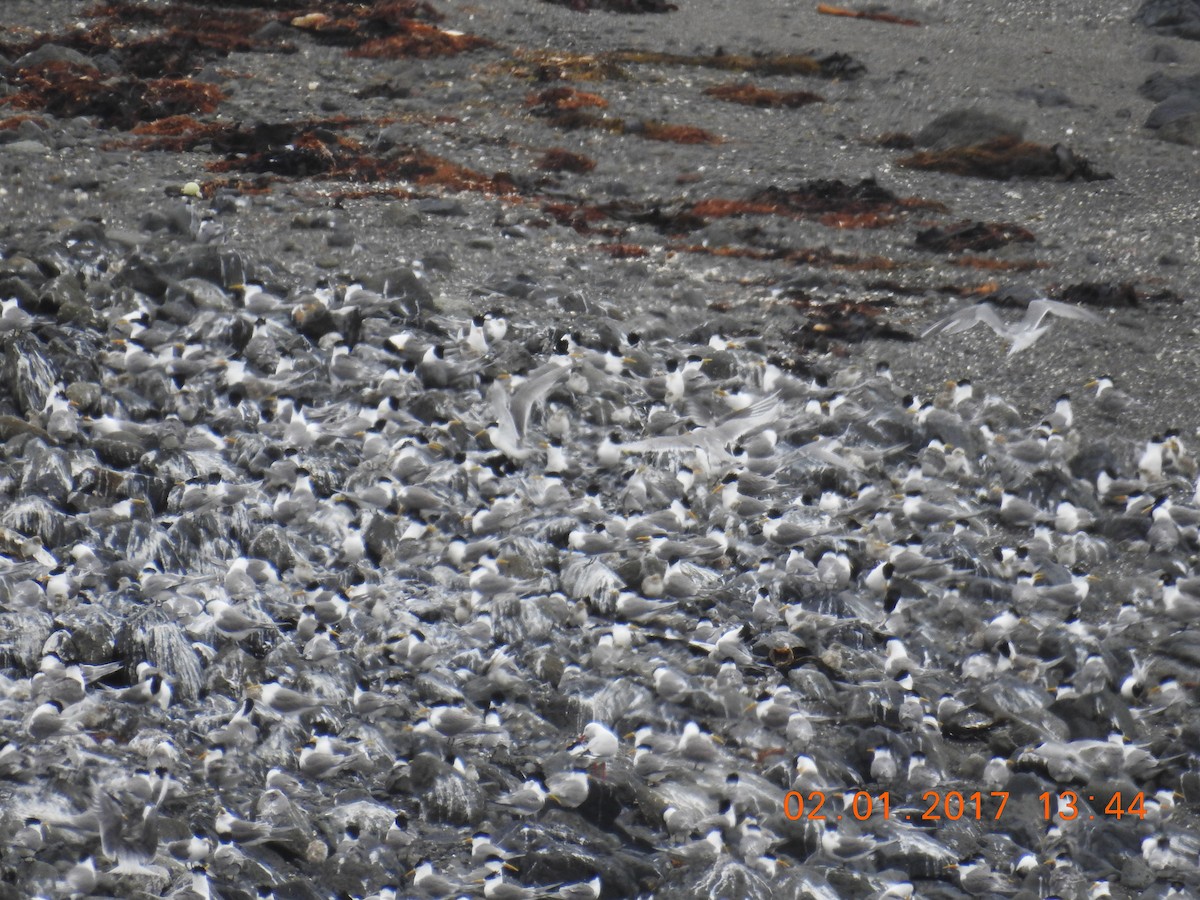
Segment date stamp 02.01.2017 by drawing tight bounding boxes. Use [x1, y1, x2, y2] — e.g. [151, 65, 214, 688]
[784, 790, 1150, 822]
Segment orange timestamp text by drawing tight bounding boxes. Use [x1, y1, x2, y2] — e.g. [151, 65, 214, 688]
[782, 790, 1149, 822]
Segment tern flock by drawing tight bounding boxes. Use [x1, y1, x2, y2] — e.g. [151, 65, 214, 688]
[0, 244, 1196, 900]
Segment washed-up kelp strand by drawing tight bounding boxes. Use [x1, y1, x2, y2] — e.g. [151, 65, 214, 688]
[346, 24, 493, 58]
[898, 136, 1113, 181]
[81, 2, 288, 67]
[287, 7, 491, 57]
[865, 278, 1017, 298]
[788, 296, 916, 344]
[638, 121, 722, 143]
[703, 82, 824, 108]
[0, 115, 45, 131]
[131, 117, 365, 153]
[608, 48, 866, 79]
[816, 3, 921, 26]
[500, 47, 864, 82]
[750, 179, 947, 215]
[705, 296, 910, 346]
[131, 119, 515, 194]
[596, 243, 650, 258]
[915, 220, 1036, 253]
[498, 49, 632, 82]
[2, 61, 224, 129]
[877, 131, 917, 149]
[537, 179, 938, 237]
[526, 86, 610, 110]
[1057, 281, 1145, 308]
[527, 87, 722, 143]
[685, 179, 945, 227]
[537, 148, 597, 173]
[286, 0, 445, 42]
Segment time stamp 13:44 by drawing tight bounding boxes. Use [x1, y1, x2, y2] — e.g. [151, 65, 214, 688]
[783, 790, 1150, 822]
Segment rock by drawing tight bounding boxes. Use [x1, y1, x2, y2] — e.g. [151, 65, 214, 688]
[417, 198, 468, 216]
[360, 266, 431, 317]
[4, 333, 58, 414]
[381, 203, 423, 228]
[92, 432, 148, 468]
[1157, 111, 1200, 144]
[162, 245, 257, 288]
[1139, 70, 1200, 102]
[250, 526, 295, 574]
[54, 603, 120, 665]
[914, 108, 1024, 149]
[1145, 42, 1182, 62]
[1145, 91, 1200, 129]
[1134, 0, 1200, 40]
[12, 44, 98, 71]
[122, 608, 205, 701]
[0, 140, 50, 155]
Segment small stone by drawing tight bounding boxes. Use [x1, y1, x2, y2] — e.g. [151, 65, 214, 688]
[381, 203, 423, 228]
[250, 526, 295, 573]
[417, 198, 467, 217]
[92, 432, 148, 468]
[13, 44, 98, 71]
[420, 251, 454, 275]
[1, 140, 49, 155]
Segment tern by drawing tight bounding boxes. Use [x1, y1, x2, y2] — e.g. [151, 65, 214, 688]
[922, 298, 1102, 355]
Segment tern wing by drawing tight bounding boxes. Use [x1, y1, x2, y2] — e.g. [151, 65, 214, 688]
[708, 393, 781, 445]
[1025, 298, 1104, 328]
[921, 303, 1006, 338]
[486, 379, 525, 451]
[510, 362, 572, 437]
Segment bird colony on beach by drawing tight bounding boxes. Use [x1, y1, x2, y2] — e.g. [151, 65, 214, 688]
[0, 244, 1198, 900]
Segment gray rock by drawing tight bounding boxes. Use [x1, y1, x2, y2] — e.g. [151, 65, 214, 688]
[417, 198, 468, 216]
[1134, 0, 1200, 39]
[1145, 41, 1182, 61]
[12, 43, 97, 71]
[914, 108, 1025, 149]
[1157, 111, 1200, 144]
[161, 244, 256, 288]
[250, 526, 295, 574]
[381, 203, 423, 228]
[0, 255, 44, 282]
[420, 251, 454, 275]
[171, 276, 236, 311]
[360, 266, 432, 314]
[15, 119, 46, 143]
[92, 432, 147, 468]
[37, 273, 84, 313]
[0, 277, 38, 310]
[4, 333, 56, 415]
[1145, 91, 1200, 129]
[0, 140, 49, 155]
[1139, 70, 1200, 101]
[54, 603, 120, 665]
[123, 609, 205, 702]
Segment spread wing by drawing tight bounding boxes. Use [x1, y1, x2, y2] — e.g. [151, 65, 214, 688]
[1024, 298, 1104, 328]
[922, 303, 1006, 338]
